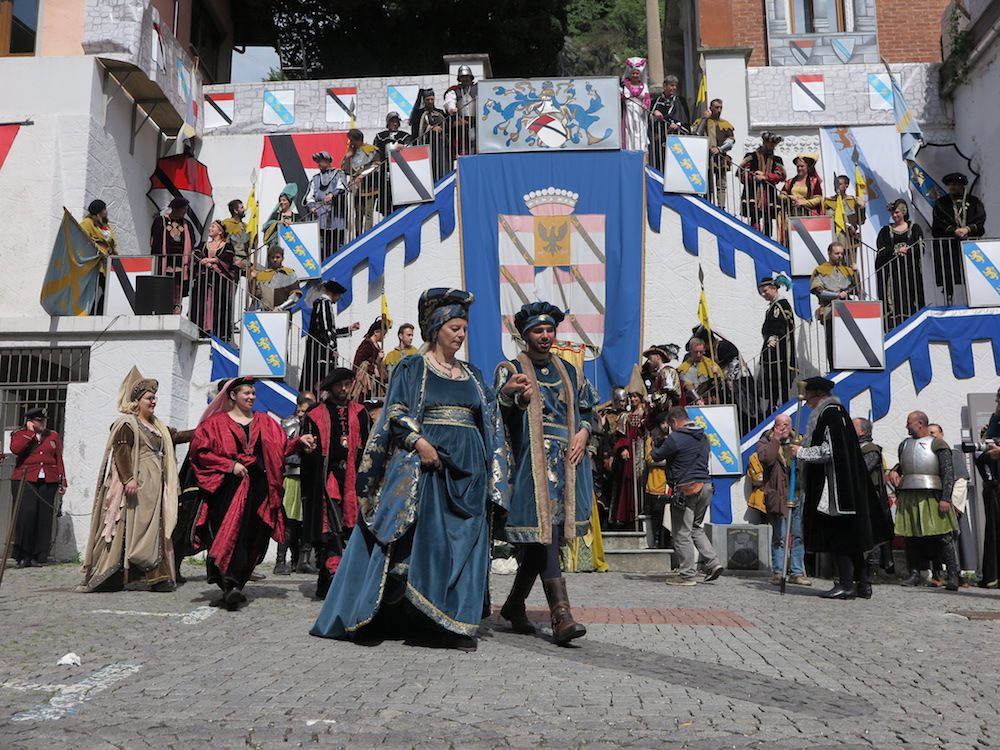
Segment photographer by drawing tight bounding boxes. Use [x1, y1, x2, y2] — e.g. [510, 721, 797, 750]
[974, 389, 1000, 587]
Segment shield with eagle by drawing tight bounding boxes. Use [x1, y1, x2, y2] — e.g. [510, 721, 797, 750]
[497, 187, 606, 358]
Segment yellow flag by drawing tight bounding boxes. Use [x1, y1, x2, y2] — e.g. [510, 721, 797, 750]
[834, 194, 847, 234]
[245, 183, 259, 244]
[380, 291, 391, 330]
[854, 166, 867, 200]
[697, 287, 711, 333]
[694, 58, 708, 116]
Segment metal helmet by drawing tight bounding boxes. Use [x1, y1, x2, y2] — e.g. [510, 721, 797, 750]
[457, 65, 474, 79]
[612, 386, 628, 411]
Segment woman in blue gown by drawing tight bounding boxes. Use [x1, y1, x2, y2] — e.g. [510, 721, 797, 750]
[310, 288, 511, 650]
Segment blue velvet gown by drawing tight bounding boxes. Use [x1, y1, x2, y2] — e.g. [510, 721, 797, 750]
[310, 355, 507, 639]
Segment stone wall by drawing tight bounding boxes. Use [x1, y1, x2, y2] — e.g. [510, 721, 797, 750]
[747, 62, 952, 130]
[765, 0, 880, 67]
[202, 74, 453, 137]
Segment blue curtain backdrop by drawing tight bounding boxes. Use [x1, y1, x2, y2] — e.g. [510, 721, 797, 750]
[458, 150, 645, 396]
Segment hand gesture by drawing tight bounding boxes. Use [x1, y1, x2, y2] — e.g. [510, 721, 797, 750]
[887, 469, 902, 488]
[500, 373, 529, 396]
[938, 499, 952, 514]
[621, 449, 630, 461]
[415, 437, 439, 467]
[232, 461, 247, 477]
[124, 479, 139, 497]
[567, 428, 589, 466]
[350, 321, 361, 331]
[299, 434, 317, 453]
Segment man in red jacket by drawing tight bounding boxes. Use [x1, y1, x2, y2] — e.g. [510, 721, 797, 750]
[9, 407, 66, 567]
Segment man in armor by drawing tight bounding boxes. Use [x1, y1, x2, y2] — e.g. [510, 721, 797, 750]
[444, 65, 477, 156]
[888, 410, 960, 591]
[307, 151, 348, 259]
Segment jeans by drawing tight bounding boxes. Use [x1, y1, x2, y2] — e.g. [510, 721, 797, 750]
[670, 482, 720, 579]
[770, 501, 804, 576]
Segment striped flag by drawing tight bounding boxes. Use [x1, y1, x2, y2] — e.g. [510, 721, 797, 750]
[889, 70, 922, 161]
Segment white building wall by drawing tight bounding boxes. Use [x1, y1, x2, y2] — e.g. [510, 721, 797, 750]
[0, 56, 162, 319]
[950, 35, 999, 236]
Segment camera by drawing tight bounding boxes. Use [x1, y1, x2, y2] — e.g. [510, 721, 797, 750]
[961, 438, 998, 453]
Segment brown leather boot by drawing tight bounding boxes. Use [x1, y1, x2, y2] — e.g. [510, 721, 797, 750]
[500, 558, 538, 634]
[542, 577, 586, 644]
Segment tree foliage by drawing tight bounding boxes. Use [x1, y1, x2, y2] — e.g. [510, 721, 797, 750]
[271, 0, 568, 79]
[560, 0, 663, 76]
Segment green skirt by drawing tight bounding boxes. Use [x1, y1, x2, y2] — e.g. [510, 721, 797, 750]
[895, 490, 958, 537]
[283, 477, 302, 522]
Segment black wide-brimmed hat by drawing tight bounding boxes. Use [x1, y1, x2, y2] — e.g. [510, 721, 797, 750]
[942, 172, 968, 186]
[319, 367, 354, 391]
[801, 376, 834, 394]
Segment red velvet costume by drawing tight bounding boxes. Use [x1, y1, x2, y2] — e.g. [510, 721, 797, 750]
[190, 412, 292, 589]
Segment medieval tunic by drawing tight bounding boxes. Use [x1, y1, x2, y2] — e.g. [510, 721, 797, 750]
[311, 356, 505, 639]
[740, 150, 785, 234]
[875, 223, 925, 329]
[9, 428, 65, 566]
[797, 396, 893, 555]
[79, 418, 179, 592]
[495, 354, 597, 544]
[610, 407, 646, 525]
[190, 413, 288, 590]
[894, 436, 958, 539]
[301, 400, 371, 576]
[760, 298, 796, 409]
[189, 239, 237, 340]
[150, 214, 195, 306]
[932, 192, 987, 296]
[300, 294, 352, 393]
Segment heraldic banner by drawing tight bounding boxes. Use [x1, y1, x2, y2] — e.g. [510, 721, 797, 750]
[458, 150, 644, 396]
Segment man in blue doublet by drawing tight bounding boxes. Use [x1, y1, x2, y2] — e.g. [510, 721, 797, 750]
[494, 301, 598, 644]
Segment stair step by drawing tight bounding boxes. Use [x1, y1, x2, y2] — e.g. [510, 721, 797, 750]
[601, 531, 648, 551]
[604, 548, 676, 574]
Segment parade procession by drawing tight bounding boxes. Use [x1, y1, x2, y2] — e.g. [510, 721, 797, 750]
[1, 0, 1000, 747]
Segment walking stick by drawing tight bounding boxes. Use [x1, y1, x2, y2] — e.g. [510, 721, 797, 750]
[0, 476, 29, 591]
[780, 382, 807, 595]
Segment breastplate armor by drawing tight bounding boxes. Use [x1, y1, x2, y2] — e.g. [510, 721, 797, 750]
[899, 436, 942, 490]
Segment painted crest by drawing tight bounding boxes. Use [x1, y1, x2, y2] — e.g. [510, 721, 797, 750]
[830, 37, 856, 64]
[479, 78, 620, 152]
[789, 39, 815, 65]
[497, 187, 606, 357]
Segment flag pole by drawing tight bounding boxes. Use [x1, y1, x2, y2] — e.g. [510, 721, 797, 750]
[697, 264, 722, 401]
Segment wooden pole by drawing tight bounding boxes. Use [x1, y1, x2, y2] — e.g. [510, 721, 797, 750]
[645, 0, 665, 90]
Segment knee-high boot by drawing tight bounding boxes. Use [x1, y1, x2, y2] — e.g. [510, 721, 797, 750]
[273, 543, 290, 575]
[942, 534, 960, 591]
[500, 555, 539, 634]
[541, 577, 587, 644]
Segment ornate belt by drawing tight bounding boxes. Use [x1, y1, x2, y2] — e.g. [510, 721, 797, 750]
[423, 405, 477, 427]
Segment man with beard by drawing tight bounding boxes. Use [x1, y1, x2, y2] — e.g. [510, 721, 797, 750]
[643, 344, 684, 411]
[888, 411, 959, 591]
[221, 199, 250, 270]
[810, 242, 858, 370]
[301, 368, 372, 599]
[794, 377, 892, 599]
[495, 302, 598, 644]
[648, 75, 691, 170]
[932, 172, 987, 303]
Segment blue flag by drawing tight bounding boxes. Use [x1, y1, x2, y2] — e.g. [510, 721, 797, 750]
[40, 209, 102, 316]
[891, 73, 922, 161]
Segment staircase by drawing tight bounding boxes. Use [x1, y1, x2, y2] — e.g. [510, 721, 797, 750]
[602, 519, 675, 574]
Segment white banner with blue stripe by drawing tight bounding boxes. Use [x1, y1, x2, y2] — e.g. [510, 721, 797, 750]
[686, 404, 742, 476]
[663, 135, 709, 195]
[277, 221, 322, 280]
[263, 89, 295, 126]
[239, 311, 289, 378]
[962, 240, 1000, 308]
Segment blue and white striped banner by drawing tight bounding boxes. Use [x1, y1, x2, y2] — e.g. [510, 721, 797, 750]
[263, 90, 295, 125]
[240, 312, 287, 377]
[663, 135, 708, 195]
[867, 73, 893, 111]
[687, 405, 741, 474]
[963, 241, 1000, 305]
[278, 222, 321, 279]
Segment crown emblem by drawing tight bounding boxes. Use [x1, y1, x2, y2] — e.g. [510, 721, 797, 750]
[522, 187, 579, 216]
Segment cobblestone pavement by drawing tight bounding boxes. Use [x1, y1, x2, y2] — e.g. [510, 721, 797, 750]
[1, 562, 999, 749]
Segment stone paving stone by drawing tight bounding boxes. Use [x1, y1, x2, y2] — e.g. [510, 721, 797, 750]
[2, 563, 1000, 747]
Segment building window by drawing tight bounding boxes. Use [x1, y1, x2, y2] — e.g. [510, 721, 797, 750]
[0, 0, 38, 56]
[788, 0, 847, 34]
[190, 1, 223, 83]
[0, 347, 91, 436]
